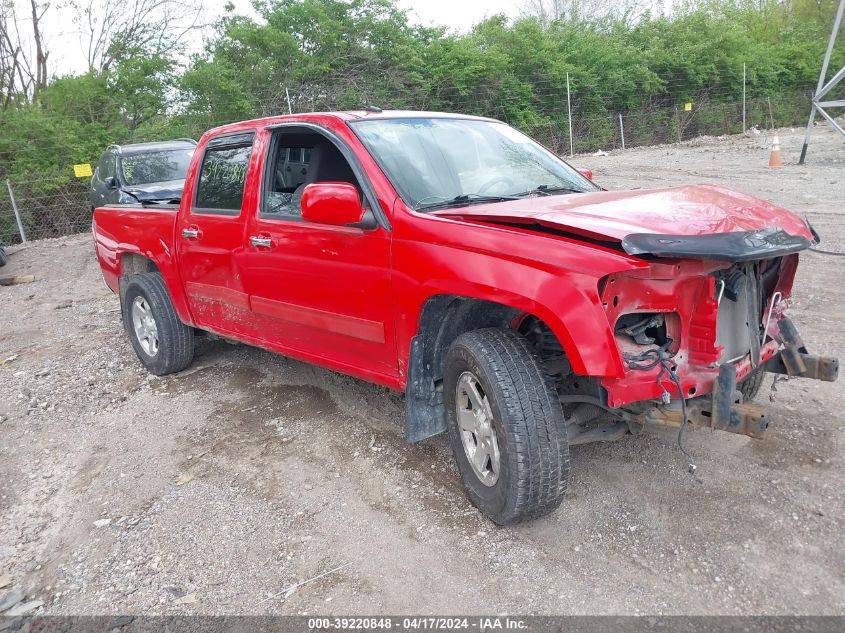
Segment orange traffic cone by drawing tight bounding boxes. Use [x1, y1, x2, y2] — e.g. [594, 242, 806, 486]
[768, 134, 783, 168]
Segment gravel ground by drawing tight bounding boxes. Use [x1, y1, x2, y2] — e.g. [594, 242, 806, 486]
[1, 124, 843, 616]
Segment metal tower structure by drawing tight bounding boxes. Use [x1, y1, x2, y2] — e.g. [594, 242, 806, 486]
[799, 0, 845, 164]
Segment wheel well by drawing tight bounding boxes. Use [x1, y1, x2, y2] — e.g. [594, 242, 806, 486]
[120, 253, 160, 277]
[404, 295, 564, 442]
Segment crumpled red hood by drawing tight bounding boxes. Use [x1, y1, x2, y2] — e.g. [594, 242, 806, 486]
[434, 184, 813, 242]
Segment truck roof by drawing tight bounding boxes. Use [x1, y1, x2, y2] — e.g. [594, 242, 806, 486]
[203, 110, 498, 137]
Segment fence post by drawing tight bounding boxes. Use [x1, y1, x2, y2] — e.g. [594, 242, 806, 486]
[742, 62, 747, 133]
[767, 96, 775, 129]
[675, 106, 682, 143]
[618, 113, 626, 150]
[6, 179, 26, 243]
[566, 72, 574, 157]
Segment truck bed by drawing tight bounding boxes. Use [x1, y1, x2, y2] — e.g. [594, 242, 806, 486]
[93, 203, 180, 295]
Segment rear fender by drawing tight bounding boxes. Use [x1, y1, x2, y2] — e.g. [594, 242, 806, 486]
[116, 248, 193, 326]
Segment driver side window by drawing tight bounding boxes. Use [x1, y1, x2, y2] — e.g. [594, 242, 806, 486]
[264, 147, 313, 218]
[262, 129, 363, 221]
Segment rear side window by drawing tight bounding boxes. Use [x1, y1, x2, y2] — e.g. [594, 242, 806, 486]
[194, 132, 255, 213]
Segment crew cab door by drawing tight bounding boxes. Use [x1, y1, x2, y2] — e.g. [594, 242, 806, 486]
[240, 125, 397, 383]
[175, 131, 258, 338]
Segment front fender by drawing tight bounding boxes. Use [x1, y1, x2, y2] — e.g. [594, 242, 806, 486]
[393, 214, 646, 381]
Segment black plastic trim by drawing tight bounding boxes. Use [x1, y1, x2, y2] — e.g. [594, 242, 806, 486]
[621, 228, 811, 261]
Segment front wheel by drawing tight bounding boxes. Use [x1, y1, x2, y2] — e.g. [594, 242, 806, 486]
[444, 328, 570, 524]
[120, 272, 194, 376]
[739, 366, 767, 402]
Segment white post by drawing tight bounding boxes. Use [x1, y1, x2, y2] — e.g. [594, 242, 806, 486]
[6, 179, 26, 243]
[618, 113, 626, 150]
[566, 72, 574, 157]
[285, 88, 293, 115]
[742, 62, 747, 133]
[767, 96, 774, 129]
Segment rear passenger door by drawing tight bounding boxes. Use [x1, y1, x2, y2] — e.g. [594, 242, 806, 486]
[176, 131, 258, 338]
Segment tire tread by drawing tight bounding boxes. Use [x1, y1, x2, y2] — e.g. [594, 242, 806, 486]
[447, 328, 570, 524]
[738, 366, 766, 402]
[120, 272, 194, 375]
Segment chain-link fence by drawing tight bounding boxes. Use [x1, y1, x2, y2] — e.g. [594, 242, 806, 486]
[1, 175, 90, 245]
[0, 87, 816, 246]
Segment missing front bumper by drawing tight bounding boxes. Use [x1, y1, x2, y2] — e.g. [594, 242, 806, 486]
[637, 319, 838, 440]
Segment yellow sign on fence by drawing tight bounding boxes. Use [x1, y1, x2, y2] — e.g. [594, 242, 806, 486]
[73, 163, 93, 177]
[684, 102, 693, 112]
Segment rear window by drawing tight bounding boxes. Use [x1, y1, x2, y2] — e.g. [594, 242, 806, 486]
[195, 133, 255, 212]
[120, 149, 194, 186]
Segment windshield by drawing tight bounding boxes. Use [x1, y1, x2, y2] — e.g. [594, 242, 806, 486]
[350, 118, 598, 210]
[119, 149, 194, 186]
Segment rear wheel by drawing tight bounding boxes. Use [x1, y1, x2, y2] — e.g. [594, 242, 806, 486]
[444, 328, 569, 524]
[120, 273, 194, 375]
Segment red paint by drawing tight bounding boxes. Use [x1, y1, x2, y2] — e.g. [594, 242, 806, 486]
[92, 110, 811, 407]
[301, 182, 365, 226]
[250, 295, 385, 344]
[576, 168, 593, 181]
[433, 184, 814, 243]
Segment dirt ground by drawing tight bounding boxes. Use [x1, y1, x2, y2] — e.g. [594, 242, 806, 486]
[1, 124, 843, 616]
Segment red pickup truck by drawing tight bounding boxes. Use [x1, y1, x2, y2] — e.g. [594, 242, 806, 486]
[93, 111, 838, 524]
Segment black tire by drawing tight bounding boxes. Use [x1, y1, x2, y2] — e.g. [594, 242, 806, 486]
[739, 366, 766, 402]
[0, 242, 6, 267]
[444, 328, 570, 524]
[120, 272, 194, 376]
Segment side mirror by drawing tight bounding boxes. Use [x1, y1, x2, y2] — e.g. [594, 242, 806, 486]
[577, 168, 593, 181]
[301, 182, 366, 227]
[104, 176, 118, 189]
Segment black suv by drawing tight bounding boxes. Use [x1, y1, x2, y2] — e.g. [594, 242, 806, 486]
[90, 139, 197, 210]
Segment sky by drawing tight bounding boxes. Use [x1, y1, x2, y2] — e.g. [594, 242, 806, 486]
[31, 0, 522, 78]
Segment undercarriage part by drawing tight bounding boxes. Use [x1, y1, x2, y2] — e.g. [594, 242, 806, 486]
[766, 351, 839, 382]
[567, 402, 604, 426]
[711, 363, 738, 430]
[767, 317, 840, 382]
[795, 355, 839, 381]
[642, 399, 770, 439]
[567, 420, 629, 445]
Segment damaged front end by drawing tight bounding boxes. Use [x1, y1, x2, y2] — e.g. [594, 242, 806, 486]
[563, 232, 838, 446]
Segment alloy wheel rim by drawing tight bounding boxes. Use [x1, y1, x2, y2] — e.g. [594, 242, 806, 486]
[131, 296, 159, 357]
[456, 371, 501, 487]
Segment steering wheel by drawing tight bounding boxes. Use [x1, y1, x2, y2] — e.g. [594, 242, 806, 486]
[477, 176, 515, 195]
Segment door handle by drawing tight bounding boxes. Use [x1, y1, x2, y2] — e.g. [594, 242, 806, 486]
[182, 227, 200, 239]
[249, 235, 273, 248]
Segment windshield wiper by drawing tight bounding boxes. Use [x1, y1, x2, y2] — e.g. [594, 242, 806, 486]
[415, 193, 521, 212]
[514, 184, 585, 197]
